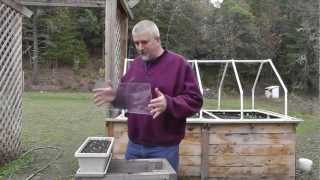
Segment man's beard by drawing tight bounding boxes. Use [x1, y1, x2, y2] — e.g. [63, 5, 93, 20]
[141, 55, 151, 61]
[139, 52, 151, 61]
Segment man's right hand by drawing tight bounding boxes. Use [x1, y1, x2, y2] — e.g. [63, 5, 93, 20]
[93, 81, 116, 106]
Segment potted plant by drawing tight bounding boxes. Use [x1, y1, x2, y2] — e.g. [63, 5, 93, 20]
[74, 136, 114, 176]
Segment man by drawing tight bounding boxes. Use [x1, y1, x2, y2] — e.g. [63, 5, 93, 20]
[94, 20, 203, 171]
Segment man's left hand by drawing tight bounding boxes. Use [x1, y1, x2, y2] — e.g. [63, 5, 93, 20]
[148, 88, 167, 119]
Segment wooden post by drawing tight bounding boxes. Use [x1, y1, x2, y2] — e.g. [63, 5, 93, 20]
[31, 7, 39, 85]
[200, 124, 209, 180]
[104, 0, 117, 117]
[120, 12, 129, 76]
[106, 121, 114, 137]
[105, 0, 117, 83]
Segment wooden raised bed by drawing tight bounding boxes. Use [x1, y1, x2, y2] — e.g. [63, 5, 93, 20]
[105, 110, 302, 180]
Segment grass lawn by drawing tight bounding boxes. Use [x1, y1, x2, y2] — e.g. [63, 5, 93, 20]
[0, 92, 319, 179]
[1, 92, 106, 180]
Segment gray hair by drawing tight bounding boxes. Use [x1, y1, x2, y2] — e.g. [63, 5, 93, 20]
[132, 20, 160, 38]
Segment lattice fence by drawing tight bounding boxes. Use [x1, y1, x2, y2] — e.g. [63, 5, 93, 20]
[112, 8, 127, 87]
[0, 1, 23, 165]
[106, 6, 128, 117]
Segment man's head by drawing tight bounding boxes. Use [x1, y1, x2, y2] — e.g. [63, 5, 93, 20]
[132, 20, 163, 61]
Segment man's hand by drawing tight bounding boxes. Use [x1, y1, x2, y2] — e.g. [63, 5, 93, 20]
[93, 81, 116, 106]
[148, 88, 167, 119]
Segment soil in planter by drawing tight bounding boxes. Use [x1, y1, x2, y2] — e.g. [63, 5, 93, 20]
[81, 140, 111, 153]
[109, 161, 163, 173]
[204, 111, 279, 119]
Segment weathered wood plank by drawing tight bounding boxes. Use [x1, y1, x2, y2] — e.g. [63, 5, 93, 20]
[113, 141, 127, 154]
[180, 143, 201, 156]
[208, 144, 295, 155]
[112, 122, 127, 135]
[119, 9, 128, 77]
[288, 149, 296, 176]
[179, 165, 201, 177]
[209, 133, 295, 145]
[183, 132, 202, 144]
[106, 121, 297, 179]
[180, 126, 202, 156]
[20, 0, 134, 19]
[106, 122, 114, 137]
[112, 153, 125, 159]
[110, 124, 128, 154]
[207, 176, 295, 180]
[180, 156, 201, 166]
[209, 124, 295, 134]
[109, 122, 203, 155]
[105, 0, 117, 84]
[21, 0, 105, 7]
[1, 0, 32, 17]
[201, 126, 209, 180]
[117, 0, 133, 19]
[208, 155, 294, 167]
[208, 165, 291, 177]
[186, 124, 202, 133]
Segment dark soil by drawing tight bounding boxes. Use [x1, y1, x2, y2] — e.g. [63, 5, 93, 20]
[205, 111, 279, 119]
[81, 140, 111, 153]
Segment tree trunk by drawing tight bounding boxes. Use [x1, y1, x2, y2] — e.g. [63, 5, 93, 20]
[31, 8, 39, 85]
[318, 13, 320, 101]
[165, 4, 180, 48]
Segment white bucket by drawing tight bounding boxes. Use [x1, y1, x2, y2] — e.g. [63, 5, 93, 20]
[298, 158, 313, 172]
[265, 86, 279, 98]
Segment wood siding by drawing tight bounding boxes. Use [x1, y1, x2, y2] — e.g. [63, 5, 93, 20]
[105, 121, 297, 179]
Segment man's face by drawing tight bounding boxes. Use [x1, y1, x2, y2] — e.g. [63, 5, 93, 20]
[133, 31, 160, 61]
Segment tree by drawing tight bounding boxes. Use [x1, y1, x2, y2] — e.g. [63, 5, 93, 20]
[75, 9, 104, 54]
[247, 0, 319, 94]
[23, 7, 52, 85]
[44, 8, 89, 68]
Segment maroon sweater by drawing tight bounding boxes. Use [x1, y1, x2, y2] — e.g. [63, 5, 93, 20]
[120, 50, 203, 146]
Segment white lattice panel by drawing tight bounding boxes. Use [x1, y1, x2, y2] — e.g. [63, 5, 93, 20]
[0, 1, 23, 165]
[112, 9, 122, 87]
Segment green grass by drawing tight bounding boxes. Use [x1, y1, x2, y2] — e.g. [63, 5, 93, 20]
[0, 154, 33, 179]
[1, 92, 106, 180]
[0, 92, 318, 179]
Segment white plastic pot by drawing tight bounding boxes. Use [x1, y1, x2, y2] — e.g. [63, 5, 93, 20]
[74, 136, 114, 176]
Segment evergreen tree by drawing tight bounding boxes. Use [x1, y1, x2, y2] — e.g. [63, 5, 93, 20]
[44, 8, 89, 67]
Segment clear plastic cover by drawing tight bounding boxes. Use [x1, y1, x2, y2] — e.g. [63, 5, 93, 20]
[115, 82, 152, 115]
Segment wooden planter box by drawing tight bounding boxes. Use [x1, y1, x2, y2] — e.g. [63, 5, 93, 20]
[105, 111, 301, 180]
[76, 158, 177, 180]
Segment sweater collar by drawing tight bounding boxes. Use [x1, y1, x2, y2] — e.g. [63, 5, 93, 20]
[145, 49, 167, 65]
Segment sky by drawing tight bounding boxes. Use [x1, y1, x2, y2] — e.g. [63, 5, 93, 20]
[209, 0, 224, 8]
